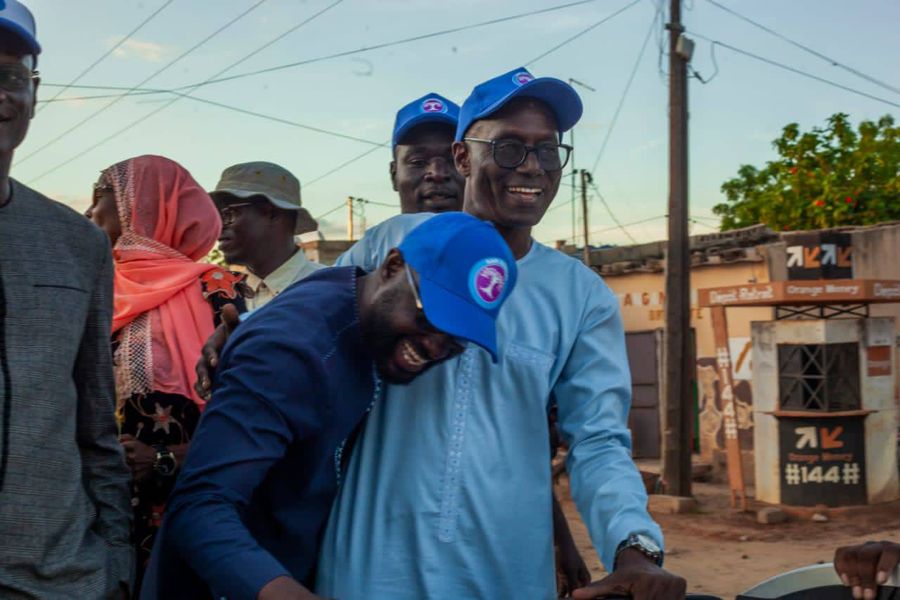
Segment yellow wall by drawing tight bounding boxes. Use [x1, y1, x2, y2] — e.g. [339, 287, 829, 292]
[606, 261, 773, 359]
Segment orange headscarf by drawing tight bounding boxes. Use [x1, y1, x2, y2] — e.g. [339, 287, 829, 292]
[107, 155, 222, 408]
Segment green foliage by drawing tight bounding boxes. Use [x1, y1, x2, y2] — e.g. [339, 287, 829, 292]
[713, 113, 900, 231]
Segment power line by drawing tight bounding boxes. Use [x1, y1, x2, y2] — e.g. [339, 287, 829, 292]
[176, 89, 383, 146]
[525, 0, 643, 66]
[36, 0, 177, 114]
[306, 144, 388, 190]
[546, 214, 667, 244]
[688, 32, 900, 110]
[18, 0, 269, 167]
[590, 12, 657, 175]
[703, 0, 900, 97]
[41, 0, 605, 103]
[27, 1, 344, 185]
[588, 179, 637, 243]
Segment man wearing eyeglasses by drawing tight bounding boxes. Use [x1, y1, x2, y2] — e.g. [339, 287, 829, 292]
[0, 1, 133, 598]
[210, 161, 323, 312]
[141, 213, 516, 600]
[315, 68, 687, 600]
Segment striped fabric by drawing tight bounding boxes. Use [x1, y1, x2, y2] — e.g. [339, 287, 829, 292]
[0, 180, 132, 599]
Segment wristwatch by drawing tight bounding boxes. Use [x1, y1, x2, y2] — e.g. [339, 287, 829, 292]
[152, 444, 177, 477]
[614, 532, 663, 569]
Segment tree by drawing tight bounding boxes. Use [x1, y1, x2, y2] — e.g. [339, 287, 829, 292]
[713, 113, 900, 231]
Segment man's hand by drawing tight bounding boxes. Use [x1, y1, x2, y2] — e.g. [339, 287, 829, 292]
[571, 549, 686, 600]
[119, 434, 155, 482]
[194, 303, 241, 401]
[257, 575, 326, 600]
[557, 540, 591, 597]
[834, 541, 900, 600]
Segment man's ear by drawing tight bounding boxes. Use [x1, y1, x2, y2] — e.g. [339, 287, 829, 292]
[380, 248, 405, 282]
[452, 141, 470, 177]
[389, 160, 398, 192]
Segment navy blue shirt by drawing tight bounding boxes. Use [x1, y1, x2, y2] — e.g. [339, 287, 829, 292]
[141, 267, 377, 600]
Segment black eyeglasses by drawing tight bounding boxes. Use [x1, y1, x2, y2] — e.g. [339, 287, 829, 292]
[464, 137, 572, 172]
[0, 64, 38, 93]
[219, 202, 259, 227]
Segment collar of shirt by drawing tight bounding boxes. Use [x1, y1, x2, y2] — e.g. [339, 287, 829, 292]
[246, 249, 321, 298]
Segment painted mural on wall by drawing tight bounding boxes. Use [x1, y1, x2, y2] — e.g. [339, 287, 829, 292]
[697, 337, 755, 458]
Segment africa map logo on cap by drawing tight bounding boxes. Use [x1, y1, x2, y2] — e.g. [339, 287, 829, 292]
[421, 98, 447, 113]
[512, 71, 534, 86]
[469, 258, 509, 309]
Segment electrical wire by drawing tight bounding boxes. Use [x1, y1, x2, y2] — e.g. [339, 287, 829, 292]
[17, 0, 269, 167]
[525, 0, 643, 66]
[41, 0, 606, 103]
[36, 0, 176, 114]
[26, 1, 344, 185]
[544, 214, 667, 244]
[704, 0, 900, 97]
[306, 143, 388, 190]
[687, 32, 900, 110]
[590, 13, 657, 175]
[588, 179, 638, 243]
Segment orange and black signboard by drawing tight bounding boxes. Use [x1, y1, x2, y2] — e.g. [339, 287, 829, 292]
[784, 231, 853, 280]
[778, 415, 867, 507]
[698, 279, 900, 308]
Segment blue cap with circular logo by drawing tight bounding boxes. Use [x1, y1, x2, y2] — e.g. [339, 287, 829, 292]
[0, 0, 40, 55]
[392, 92, 460, 149]
[455, 67, 583, 141]
[398, 212, 517, 362]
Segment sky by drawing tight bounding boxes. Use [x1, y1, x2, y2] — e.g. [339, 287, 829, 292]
[15, 0, 900, 247]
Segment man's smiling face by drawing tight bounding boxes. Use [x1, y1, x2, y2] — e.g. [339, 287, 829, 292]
[0, 51, 37, 162]
[391, 122, 464, 214]
[454, 97, 561, 230]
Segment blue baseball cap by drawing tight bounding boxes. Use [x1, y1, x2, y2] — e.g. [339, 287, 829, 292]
[398, 212, 517, 362]
[392, 93, 460, 149]
[0, 0, 40, 56]
[455, 67, 583, 141]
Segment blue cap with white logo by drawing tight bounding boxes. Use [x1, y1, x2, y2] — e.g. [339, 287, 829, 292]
[0, 0, 40, 55]
[455, 67, 583, 141]
[392, 92, 460, 149]
[398, 212, 517, 362]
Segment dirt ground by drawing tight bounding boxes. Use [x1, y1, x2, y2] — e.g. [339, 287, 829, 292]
[557, 477, 900, 599]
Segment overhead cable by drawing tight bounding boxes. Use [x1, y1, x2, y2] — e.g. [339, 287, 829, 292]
[36, 0, 177, 114]
[704, 0, 900, 97]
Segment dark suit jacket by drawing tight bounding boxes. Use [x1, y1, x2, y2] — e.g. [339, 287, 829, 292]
[0, 179, 132, 599]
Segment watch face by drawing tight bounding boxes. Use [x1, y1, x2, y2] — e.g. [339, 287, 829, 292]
[635, 533, 661, 554]
[155, 452, 177, 477]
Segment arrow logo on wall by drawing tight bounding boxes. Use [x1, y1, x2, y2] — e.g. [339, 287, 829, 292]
[795, 426, 818, 449]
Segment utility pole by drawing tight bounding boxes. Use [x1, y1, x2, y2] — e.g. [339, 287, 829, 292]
[346, 196, 354, 240]
[580, 169, 592, 266]
[661, 0, 693, 498]
[567, 78, 596, 248]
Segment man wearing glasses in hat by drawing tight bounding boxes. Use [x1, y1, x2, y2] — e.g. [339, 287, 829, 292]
[315, 68, 687, 600]
[0, 1, 133, 598]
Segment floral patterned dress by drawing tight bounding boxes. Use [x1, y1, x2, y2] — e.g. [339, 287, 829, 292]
[114, 269, 245, 592]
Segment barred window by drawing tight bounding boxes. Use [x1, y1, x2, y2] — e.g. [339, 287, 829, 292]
[778, 343, 861, 412]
